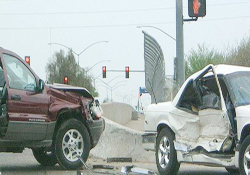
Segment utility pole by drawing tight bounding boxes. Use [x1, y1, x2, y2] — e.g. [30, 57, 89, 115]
[176, 0, 185, 89]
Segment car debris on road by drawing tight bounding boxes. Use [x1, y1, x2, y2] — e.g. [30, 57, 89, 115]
[78, 155, 156, 175]
[121, 165, 156, 175]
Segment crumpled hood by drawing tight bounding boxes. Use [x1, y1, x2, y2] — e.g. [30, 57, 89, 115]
[145, 101, 173, 114]
[47, 83, 94, 100]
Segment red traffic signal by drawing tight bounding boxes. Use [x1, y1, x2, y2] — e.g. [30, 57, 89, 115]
[25, 56, 30, 65]
[102, 66, 106, 78]
[188, 0, 206, 18]
[125, 66, 129, 78]
[64, 76, 69, 84]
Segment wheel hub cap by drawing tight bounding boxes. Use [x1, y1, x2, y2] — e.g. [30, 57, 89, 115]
[62, 129, 84, 162]
[158, 136, 170, 169]
[244, 145, 250, 174]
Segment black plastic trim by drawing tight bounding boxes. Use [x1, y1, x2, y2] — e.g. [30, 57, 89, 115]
[86, 117, 105, 148]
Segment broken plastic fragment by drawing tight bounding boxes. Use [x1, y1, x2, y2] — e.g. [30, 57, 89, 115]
[121, 165, 156, 174]
[93, 164, 114, 170]
[107, 157, 132, 163]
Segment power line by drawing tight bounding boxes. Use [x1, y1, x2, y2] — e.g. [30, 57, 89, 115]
[0, 1, 249, 16]
[200, 15, 250, 22]
[209, 1, 250, 6]
[0, 14, 249, 30]
[0, 21, 175, 30]
[0, 7, 174, 16]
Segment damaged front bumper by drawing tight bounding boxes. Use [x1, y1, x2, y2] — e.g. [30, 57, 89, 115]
[86, 117, 105, 148]
[142, 132, 157, 151]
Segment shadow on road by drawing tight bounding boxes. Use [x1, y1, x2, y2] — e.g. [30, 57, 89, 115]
[0, 164, 78, 175]
[0, 164, 236, 175]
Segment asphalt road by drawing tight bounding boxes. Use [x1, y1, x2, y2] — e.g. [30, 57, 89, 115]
[0, 149, 233, 175]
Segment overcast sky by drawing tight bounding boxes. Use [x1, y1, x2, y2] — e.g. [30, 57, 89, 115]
[0, 0, 249, 107]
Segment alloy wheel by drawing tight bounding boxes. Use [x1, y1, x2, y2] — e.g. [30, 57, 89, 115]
[158, 136, 170, 169]
[244, 145, 250, 174]
[62, 129, 84, 162]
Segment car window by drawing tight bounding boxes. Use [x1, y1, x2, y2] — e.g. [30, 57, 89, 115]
[227, 72, 250, 106]
[2, 54, 36, 91]
[199, 77, 220, 110]
[177, 75, 223, 113]
[0, 67, 5, 97]
[0, 68, 5, 88]
[177, 80, 200, 113]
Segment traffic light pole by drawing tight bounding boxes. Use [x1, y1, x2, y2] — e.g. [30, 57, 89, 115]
[107, 70, 144, 72]
[176, 0, 185, 89]
[102, 68, 144, 79]
[175, 0, 206, 89]
[183, 17, 198, 22]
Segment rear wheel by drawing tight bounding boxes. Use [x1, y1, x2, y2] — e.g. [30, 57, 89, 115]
[156, 127, 180, 175]
[55, 119, 90, 169]
[239, 135, 250, 175]
[32, 147, 58, 166]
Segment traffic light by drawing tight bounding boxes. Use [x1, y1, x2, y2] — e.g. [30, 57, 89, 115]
[125, 66, 129, 78]
[64, 76, 69, 84]
[188, 0, 206, 18]
[102, 66, 106, 78]
[25, 56, 30, 65]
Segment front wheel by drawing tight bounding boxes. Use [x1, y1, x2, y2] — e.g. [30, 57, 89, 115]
[156, 127, 180, 175]
[55, 119, 90, 169]
[239, 135, 250, 175]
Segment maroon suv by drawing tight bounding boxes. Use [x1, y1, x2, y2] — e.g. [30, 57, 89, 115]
[0, 47, 105, 169]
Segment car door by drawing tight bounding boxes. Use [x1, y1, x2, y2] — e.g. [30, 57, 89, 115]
[1, 53, 50, 141]
[196, 67, 231, 152]
[174, 65, 231, 152]
[197, 66, 230, 152]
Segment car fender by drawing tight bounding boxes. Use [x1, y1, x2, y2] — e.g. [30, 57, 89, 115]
[49, 101, 81, 120]
[156, 117, 177, 136]
[235, 105, 250, 141]
[144, 102, 174, 132]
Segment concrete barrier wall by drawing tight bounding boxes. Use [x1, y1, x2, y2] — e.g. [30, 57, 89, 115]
[101, 102, 137, 125]
[90, 117, 155, 163]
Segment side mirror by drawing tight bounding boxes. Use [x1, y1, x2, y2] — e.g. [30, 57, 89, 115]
[38, 79, 45, 92]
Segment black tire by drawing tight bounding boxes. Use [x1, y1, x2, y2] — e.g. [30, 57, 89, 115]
[32, 147, 58, 166]
[239, 135, 250, 175]
[156, 127, 180, 175]
[225, 167, 239, 174]
[55, 119, 90, 169]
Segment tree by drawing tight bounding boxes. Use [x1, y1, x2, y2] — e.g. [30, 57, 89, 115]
[46, 49, 98, 97]
[185, 44, 225, 79]
[226, 36, 250, 67]
[184, 35, 250, 80]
